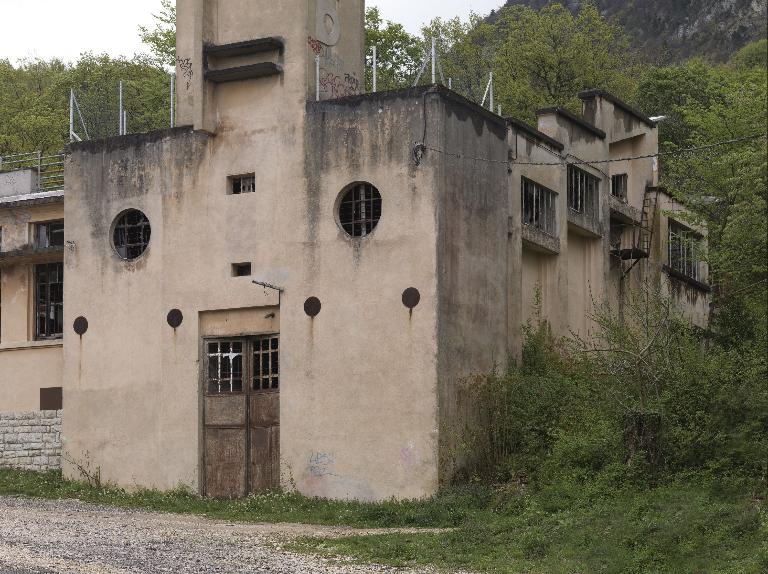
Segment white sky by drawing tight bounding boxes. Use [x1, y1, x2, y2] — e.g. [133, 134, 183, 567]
[0, 0, 503, 65]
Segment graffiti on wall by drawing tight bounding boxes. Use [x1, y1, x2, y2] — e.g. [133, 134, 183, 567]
[176, 57, 194, 90]
[308, 36, 360, 99]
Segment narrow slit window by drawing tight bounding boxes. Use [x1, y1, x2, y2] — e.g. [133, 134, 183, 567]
[231, 174, 256, 195]
[521, 178, 557, 236]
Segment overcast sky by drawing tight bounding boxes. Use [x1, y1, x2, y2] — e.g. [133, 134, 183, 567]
[0, 0, 503, 64]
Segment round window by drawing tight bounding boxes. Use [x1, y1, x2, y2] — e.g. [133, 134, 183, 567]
[338, 183, 382, 238]
[112, 209, 151, 260]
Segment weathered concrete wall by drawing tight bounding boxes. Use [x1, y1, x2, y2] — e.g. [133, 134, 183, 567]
[65, 82, 442, 501]
[0, 169, 37, 197]
[0, 199, 64, 413]
[0, 410, 61, 471]
[434, 91, 510, 481]
[299, 89, 440, 499]
[0, 345, 63, 412]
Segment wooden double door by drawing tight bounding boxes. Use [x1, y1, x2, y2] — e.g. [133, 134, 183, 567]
[202, 335, 280, 498]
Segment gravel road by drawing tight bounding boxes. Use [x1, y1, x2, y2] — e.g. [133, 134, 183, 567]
[0, 496, 460, 574]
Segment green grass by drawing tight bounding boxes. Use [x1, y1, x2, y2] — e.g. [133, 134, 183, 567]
[1, 468, 765, 573]
[0, 468, 473, 528]
[293, 480, 768, 574]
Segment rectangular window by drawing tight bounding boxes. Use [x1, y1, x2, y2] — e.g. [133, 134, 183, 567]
[567, 165, 599, 216]
[35, 262, 63, 339]
[669, 221, 701, 281]
[521, 178, 557, 236]
[205, 336, 279, 394]
[253, 335, 280, 391]
[232, 262, 252, 277]
[35, 220, 64, 249]
[230, 174, 256, 195]
[207, 340, 244, 394]
[611, 174, 628, 201]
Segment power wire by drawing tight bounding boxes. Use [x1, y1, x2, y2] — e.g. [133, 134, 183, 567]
[417, 134, 767, 168]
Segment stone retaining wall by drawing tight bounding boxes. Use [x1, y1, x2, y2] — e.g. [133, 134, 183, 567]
[0, 410, 62, 471]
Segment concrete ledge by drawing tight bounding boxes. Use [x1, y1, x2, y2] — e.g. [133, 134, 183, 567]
[0, 340, 63, 353]
[522, 225, 561, 255]
[568, 210, 603, 238]
[609, 195, 641, 224]
[663, 265, 712, 293]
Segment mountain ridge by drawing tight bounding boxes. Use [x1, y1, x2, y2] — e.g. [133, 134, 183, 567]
[496, 0, 768, 62]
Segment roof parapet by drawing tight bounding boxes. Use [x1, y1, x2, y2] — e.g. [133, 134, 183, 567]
[578, 89, 657, 128]
[507, 116, 565, 151]
[536, 106, 607, 139]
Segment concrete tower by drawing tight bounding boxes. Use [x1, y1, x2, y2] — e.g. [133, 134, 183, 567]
[175, 0, 365, 131]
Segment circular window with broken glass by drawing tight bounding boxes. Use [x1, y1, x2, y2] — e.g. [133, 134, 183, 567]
[338, 183, 382, 238]
[112, 209, 151, 260]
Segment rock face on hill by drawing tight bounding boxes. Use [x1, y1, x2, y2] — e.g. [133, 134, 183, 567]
[498, 0, 767, 62]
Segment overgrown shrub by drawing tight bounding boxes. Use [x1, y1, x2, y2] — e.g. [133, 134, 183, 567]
[460, 288, 768, 493]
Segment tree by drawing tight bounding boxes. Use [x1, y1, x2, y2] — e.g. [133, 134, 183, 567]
[642, 49, 768, 344]
[364, 7, 422, 92]
[138, 0, 177, 69]
[490, 2, 637, 122]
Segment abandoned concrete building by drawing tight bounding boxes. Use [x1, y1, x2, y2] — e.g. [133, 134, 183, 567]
[0, 0, 711, 500]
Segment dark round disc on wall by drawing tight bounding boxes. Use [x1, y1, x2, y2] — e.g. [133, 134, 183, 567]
[73, 316, 89, 336]
[402, 287, 421, 309]
[304, 297, 322, 317]
[167, 309, 184, 329]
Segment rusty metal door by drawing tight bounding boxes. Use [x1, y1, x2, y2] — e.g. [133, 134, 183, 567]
[203, 335, 280, 498]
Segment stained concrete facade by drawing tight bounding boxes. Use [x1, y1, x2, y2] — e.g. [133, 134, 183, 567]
[1, 0, 710, 500]
[0, 179, 64, 412]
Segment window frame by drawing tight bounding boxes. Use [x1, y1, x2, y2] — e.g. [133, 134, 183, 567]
[34, 261, 64, 340]
[567, 165, 600, 216]
[611, 173, 628, 202]
[204, 334, 280, 396]
[337, 182, 382, 238]
[521, 177, 558, 237]
[229, 173, 256, 195]
[34, 219, 64, 249]
[668, 220, 702, 281]
[112, 209, 151, 261]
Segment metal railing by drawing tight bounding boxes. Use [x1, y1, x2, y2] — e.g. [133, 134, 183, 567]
[0, 151, 65, 192]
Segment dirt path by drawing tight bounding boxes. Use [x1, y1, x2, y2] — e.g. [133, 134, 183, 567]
[0, 496, 459, 574]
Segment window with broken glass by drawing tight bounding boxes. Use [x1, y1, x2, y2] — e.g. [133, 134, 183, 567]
[35, 220, 64, 249]
[206, 335, 279, 395]
[611, 174, 628, 201]
[522, 178, 557, 236]
[231, 174, 256, 195]
[568, 165, 599, 216]
[339, 183, 382, 238]
[113, 210, 151, 260]
[669, 221, 701, 281]
[35, 262, 63, 339]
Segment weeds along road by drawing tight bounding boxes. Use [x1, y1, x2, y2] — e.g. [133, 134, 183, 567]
[0, 497, 457, 574]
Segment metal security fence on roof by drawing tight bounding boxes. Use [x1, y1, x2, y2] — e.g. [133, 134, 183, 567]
[0, 151, 65, 192]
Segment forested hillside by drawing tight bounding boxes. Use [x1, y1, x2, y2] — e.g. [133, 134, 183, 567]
[498, 0, 767, 62]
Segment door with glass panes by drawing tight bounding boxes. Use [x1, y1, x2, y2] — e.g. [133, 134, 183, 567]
[203, 335, 280, 498]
